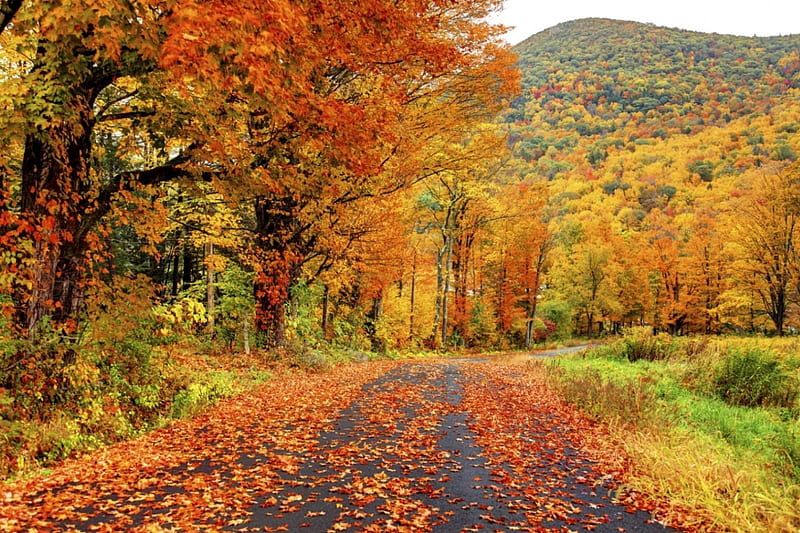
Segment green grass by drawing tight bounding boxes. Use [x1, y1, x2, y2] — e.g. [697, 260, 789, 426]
[170, 368, 272, 419]
[542, 334, 800, 532]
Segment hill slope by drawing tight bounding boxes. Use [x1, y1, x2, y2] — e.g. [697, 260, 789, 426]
[500, 18, 800, 335]
[508, 18, 800, 142]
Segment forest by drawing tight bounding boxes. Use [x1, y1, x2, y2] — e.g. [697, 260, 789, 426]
[504, 18, 800, 339]
[1, 4, 800, 481]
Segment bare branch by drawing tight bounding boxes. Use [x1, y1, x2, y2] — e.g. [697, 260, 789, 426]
[94, 89, 140, 120]
[75, 144, 212, 244]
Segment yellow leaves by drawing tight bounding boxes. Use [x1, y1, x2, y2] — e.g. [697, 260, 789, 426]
[204, 253, 227, 272]
[153, 298, 207, 332]
[83, 274, 158, 342]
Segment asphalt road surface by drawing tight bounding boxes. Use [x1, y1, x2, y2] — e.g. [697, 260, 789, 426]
[1, 359, 676, 532]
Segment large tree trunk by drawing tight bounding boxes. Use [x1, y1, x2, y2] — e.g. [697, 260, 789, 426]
[12, 92, 96, 336]
[252, 195, 304, 348]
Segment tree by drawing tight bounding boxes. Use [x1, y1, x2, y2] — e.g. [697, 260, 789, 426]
[488, 182, 552, 347]
[0, 0, 518, 351]
[549, 217, 621, 338]
[0, 1, 177, 336]
[418, 127, 510, 348]
[680, 211, 729, 333]
[224, 1, 517, 347]
[730, 164, 800, 335]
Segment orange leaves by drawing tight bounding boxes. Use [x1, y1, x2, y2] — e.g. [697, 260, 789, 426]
[162, 0, 308, 103]
[2, 0, 520, 342]
[0, 362, 395, 531]
[0, 358, 697, 531]
[272, 454, 300, 475]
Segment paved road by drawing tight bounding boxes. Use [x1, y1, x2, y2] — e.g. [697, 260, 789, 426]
[1, 360, 675, 532]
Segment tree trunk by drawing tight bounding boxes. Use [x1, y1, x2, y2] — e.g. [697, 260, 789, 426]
[497, 262, 509, 335]
[182, 244, 194, 289]
[243, 311, 251, 355]
[440, 228, 454, 347]
[431, 246, 445, 347]
[586, 311, 594, 338]
[205, 242, 215, 335]
[524, 269, 540, 349]
[252, 195, 304, 348]
[367, 293, 383, 351]
[452, 229, 474, 344]
[321, 284, 330, 340]
[409, 252, 417, 344]
[12, 94, 95, 336]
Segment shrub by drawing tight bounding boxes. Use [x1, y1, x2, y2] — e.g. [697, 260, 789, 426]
[620, 327, 675, 362]
[171, 371, 240, 419]
[714, 348, 798, 408]
[531, 318, 558, 343]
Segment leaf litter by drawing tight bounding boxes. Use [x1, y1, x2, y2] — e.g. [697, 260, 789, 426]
[0, 358, 700, 532]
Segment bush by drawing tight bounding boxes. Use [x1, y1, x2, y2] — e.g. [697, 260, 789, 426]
[714, 348, 798, 408]
[620, 327, 675, 362]
[171, 372, 236, 419]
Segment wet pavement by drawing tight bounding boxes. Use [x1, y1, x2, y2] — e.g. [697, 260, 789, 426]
[2, 360, 675, 532]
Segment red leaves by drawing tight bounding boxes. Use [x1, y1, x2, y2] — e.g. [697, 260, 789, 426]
[0, 362, 398, 531]
[0, 359, 690, 532]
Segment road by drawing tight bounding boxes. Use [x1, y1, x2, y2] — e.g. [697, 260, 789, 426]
[1, 358, 676, 532]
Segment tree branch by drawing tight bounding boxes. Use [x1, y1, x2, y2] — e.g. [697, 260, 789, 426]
[97, 110, 157, 123]
[0, 0, 22, 36]
[94, 89, 140, 119]
[74, 145, 213, 247]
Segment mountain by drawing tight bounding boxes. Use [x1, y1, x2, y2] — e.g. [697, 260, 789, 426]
[511, 18, 800, 125]
[506, 18, 800, 178]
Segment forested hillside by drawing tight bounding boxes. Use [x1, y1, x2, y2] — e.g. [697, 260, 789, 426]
[510, 18, 800, 163]
[502, 18, 800, 337]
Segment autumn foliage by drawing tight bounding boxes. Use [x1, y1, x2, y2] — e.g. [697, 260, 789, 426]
[0, 0, 520, 475]
[4, 4, 800, 485]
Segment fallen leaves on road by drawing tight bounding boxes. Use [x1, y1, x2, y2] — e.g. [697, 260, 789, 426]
[0, 358, 698, 532]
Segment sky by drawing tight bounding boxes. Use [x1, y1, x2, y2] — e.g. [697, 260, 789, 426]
[490, 0, 800, 45]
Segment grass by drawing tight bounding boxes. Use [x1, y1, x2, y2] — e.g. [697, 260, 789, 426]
[541, 332, 800, 532]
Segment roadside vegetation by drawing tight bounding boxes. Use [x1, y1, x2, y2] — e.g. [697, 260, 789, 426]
[0, 306, 433, 481]
[538, 328, 800, 532]
[0, 328, 270, 479]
